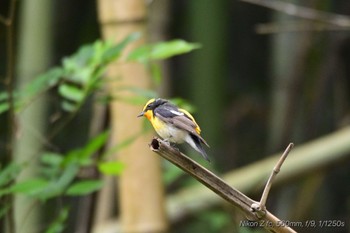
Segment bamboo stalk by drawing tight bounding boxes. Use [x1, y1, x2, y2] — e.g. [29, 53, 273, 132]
[14, 1, 52, 232]
[97, 0, 168, 232]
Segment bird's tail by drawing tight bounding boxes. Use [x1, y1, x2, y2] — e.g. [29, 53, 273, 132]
[188, 134, 210, 162]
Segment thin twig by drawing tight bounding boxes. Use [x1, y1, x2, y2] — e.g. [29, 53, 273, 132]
[3, 1, 18, 233]
[253, 143, 294, 217]
[4, 0, 17, 162]
[256, 21, 350, 34]
[150, 138, 296, 233]
[0, 15, 10, 25]
[241, 0, 350, 27]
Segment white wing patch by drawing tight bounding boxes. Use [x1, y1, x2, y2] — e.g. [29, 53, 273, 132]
[170, 109, 184, 116]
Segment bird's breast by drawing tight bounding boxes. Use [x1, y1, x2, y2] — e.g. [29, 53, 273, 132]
[152, 117, 186, 143]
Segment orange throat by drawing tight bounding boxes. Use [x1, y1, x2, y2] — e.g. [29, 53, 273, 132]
[144, 110, 153, 121]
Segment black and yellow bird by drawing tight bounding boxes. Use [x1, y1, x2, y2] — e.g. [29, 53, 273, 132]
[137, 98, 210, 161]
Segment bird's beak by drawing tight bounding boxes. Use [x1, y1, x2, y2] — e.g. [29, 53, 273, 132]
[137, 111, 145, 117]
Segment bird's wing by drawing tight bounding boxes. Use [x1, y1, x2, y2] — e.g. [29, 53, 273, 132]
[155, 104, 185, 118]
[155, 109, 209, 147]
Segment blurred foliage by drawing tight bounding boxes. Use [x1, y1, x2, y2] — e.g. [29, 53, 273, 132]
[0, 33, 139, 114]
[0, 30, 202, 232]
[0, 35, 200, 114]
[0, 131, 109, 200]
[45, 207, 69, 233]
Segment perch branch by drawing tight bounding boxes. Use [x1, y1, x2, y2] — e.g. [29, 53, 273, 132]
[150, 138, 296, 233]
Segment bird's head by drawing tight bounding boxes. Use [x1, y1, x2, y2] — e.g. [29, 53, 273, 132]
[137, 98, 167, 120]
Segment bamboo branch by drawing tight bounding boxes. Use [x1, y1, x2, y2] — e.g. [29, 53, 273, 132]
[240, 0, 350, 27]
[255, 21, 350, 34]
[150, 138, 296, 233]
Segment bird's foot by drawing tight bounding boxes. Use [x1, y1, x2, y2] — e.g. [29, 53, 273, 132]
[162, 138, 171, 145]
[162, 139, 180, 152]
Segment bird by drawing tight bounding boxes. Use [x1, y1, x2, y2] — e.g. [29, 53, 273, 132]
[137, 98, 210, 161]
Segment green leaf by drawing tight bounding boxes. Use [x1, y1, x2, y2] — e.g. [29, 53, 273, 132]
[79, 131, 110, 159]
[41, 153, 63, 166]
[127, 45, 152, 63]
[66, 180, 103, 196]
[0, 163, 21, 187]
[62, 57, 78, 74]
[0, 103, 9, 114]
[150, 63, 162, 85]
[127, 39, 201, 62]
[61, 101, 77, 112]
[77, 44, 95, 65]
[6, 178, 48, 196]
[61, 131, 109, 167]
[0, 92, 16, 115]
[69, 68, 94, 85]
[37, 164, 79, 200]
[62, 149, 90, 167]
[57, 164, 79, 187]
[98, 161, 124, 175]
[23, 67, 63, 98]
[45, 207, 69, 233]
[58, 84, 84, 102]
[0, 92, 10, 114]
[150, 40, 201, 60]
[102, 32, 140, 63]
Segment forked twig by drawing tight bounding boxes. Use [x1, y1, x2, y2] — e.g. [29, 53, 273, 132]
[251, 143, 294, 217]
